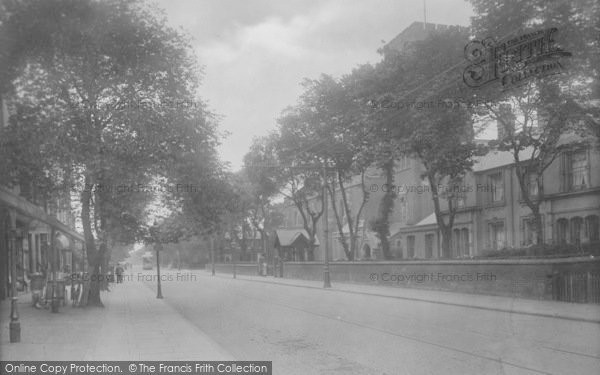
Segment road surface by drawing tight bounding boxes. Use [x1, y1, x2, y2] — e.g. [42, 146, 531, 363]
[138, 269, 600, 375]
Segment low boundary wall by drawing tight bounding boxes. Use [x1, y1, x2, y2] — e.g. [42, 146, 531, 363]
[210, 263, 259, 276]
[283, 258, 600, 302]
[207, 258, 600, 302]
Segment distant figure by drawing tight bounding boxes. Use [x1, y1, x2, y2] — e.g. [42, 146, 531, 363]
[115, 264, 124, 284]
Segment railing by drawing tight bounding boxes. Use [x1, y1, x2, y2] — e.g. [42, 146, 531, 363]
[552, 271, 600, 304]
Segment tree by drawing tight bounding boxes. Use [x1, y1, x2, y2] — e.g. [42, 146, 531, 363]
[467, 0, 599, 247]
[346, 63, 401, 260]
[408, 107, 479, 257]
[243, 130, 325, 259]
[243, 141, 284, 262]
[277, 74, 376, 261]
[372, 29, 483, 258]
[1, 0, 222, 305]
[225, 172, 256, 261]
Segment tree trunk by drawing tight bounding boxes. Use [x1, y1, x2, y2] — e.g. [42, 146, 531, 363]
[338, 172, 357, 260]
[426, 172, 456, 260]
[81, 174, 103, 307]
[531, 207, 544, 255]
[373, 158, 395, 259]
[515, 163, 546, 247]
[328, 185, 351, 260]
[440, 227, 452, 259]
[535, 215, 544, 247]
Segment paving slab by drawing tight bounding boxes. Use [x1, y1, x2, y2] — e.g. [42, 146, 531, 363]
[0, 277, 233, 361]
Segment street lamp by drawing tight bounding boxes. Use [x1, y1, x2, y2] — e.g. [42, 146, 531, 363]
[232, 239, 237, 279]
[322, 166, 331, 288]
[9, 226, 21, 342]
[232, 249, 237, 279]
[210, 235, 215, 276]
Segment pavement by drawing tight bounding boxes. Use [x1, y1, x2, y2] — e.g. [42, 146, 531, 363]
[0, 271, 233, 360]
[212, 271, 600, 324]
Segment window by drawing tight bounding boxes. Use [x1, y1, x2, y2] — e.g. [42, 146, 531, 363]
[461, 228, 469, 257]
[570, 217, 583, 245]
[556, 218, 568, 244]
[522, 218, 535, 246]
[452, 229, 461, 257]
[527, 172, 540, 197]
[425, 234, 434, 259]
[453, 228, 469, 257]
[488, 172, 504, 203]
[451, 178, 467, 208]
[407, 236, 415, 258]
[399, 197, 407, 221]
[563, 150, 590, 191]
[395, 239, 403, 259]
[488, 221, 505, 250]
[585, 215, 599, 242]
[570, 151, 589, 190]
[522, 216, 543, 246]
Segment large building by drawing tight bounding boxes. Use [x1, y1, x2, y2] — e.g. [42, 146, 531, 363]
[384, 21, 468, 52]
[392, 138, 600, 259]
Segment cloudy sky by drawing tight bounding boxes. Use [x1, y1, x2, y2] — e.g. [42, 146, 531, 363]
[156, 0, 474, 170]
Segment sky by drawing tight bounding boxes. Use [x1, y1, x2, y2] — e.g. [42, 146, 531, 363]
[155, 0, 475, 170]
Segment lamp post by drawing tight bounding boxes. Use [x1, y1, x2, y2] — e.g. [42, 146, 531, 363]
[50, 228, 60, 313]
[155, 241, 163, 299]
[232, 231, 237, 279]
[210, 235, 215, 276]
[322, 166, 331, 288]
[8, 212, 21, 342]
[232, 247, 237, 279]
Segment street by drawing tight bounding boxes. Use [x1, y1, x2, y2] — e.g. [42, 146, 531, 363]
[137, 269, 600, 375]
[2, 1, 600, 374]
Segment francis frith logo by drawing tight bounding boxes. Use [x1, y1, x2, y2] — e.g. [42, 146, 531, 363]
[463, 27, 572, 90]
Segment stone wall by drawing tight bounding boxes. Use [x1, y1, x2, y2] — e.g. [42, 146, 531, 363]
[280, 258, 600, 301]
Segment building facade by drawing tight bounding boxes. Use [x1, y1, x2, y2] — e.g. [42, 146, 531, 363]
[0, 96, 84, 301]
[394, 143, 600, 259]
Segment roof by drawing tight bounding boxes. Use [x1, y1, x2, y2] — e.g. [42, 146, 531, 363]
[472, 132, 590, 173]
[274, 229, 320, 247]
[388, 214, 438, 236]
[389, 222, 404, 237]
[340, 219, 366, 234]
[472, 148, 533, 172]
[414, 213, 437, 227]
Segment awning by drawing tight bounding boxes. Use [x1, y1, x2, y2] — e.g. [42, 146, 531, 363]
[0, 185, 84, 242]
